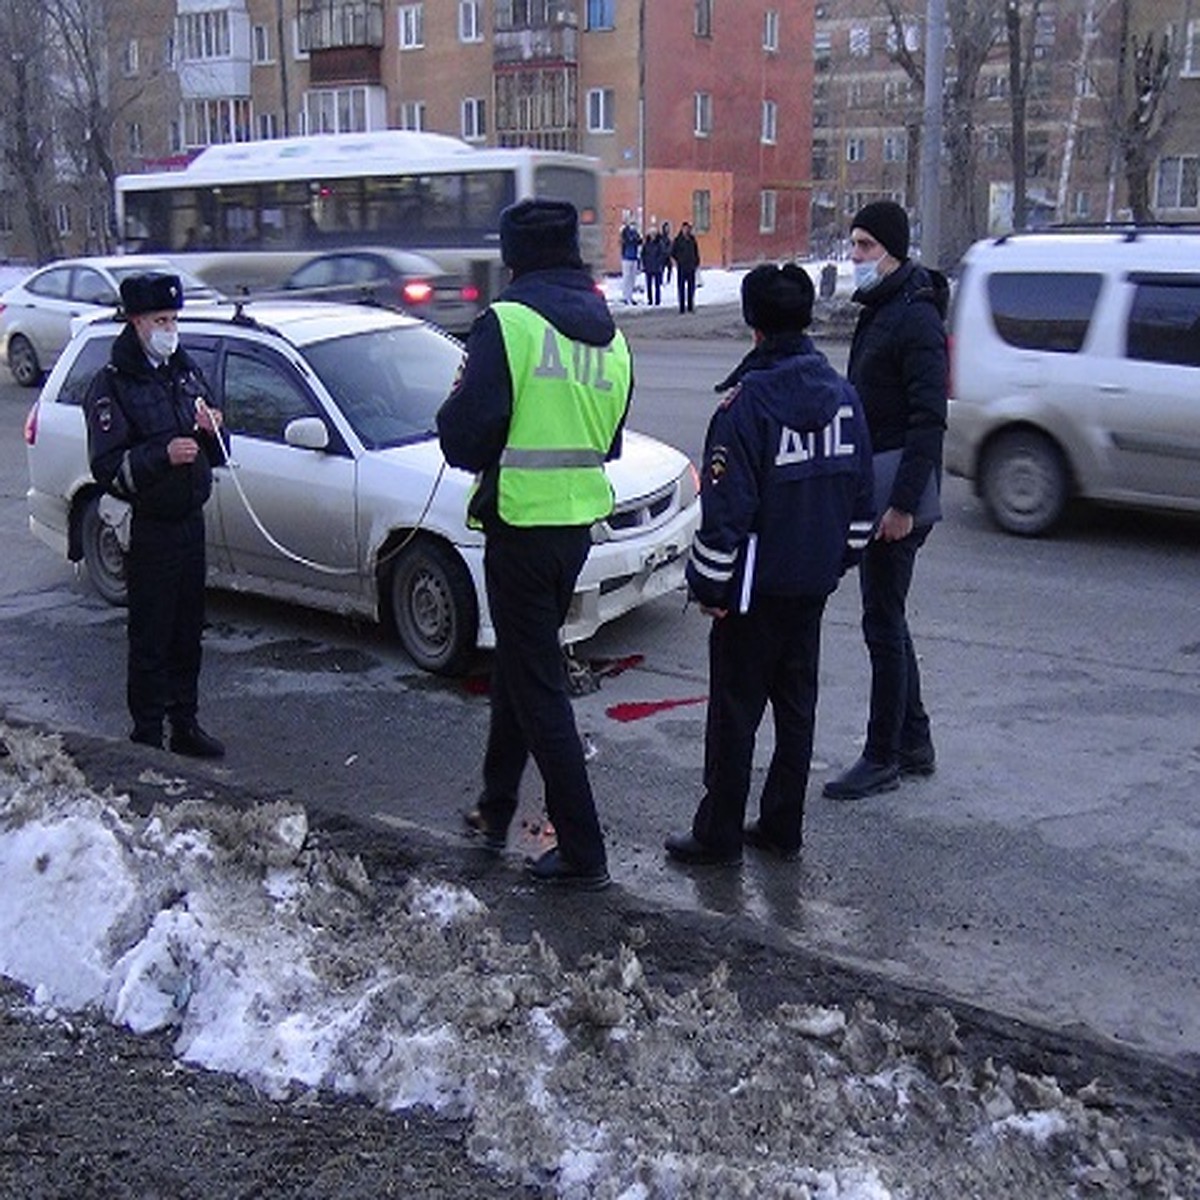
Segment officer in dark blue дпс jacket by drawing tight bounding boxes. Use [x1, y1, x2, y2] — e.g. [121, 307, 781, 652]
[665, 264, 874, 867]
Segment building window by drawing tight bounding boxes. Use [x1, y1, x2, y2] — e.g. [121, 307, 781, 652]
[127, 122, 143, 155]
[56, 203, 72, 237]
[184, 98, 254, 146]
[885, 21, 919, 54]
[694, 0, 712, 39]
[302, 88, 368, 135]
[1076, 127, 1093, 161]
[883, 132, 906, 163]
[400, 100, 426, 130]
[883, 77, 913, 107]
[1071, 190, 1091, 219]
[846, 136, 865, 163]
[587, 0, 615, 30]
[692, 189, 711, 233]
[1156, 155, 1199, 209]
[759, 189, 777, 233]
[258, 112, 279, 139]
[253, 24, 272, 63]
[983, 128, 1010, 160]
[761, 99, 777, 145]
[814, 31, 831, 70]
[694, 92, 712, 137]
[462, 96, 486, 140]
[459, 1, 481, 42]
[763, 9, 779, 52]
[811, 138, 829, 179]
[178, 11, 231, 60]
[848, 81, 865, 108]
[292, 18, 309, 60]
[1026, 130, 1049, 177]
[587, 87, 614, 133]
[849, 24, 870, 57]
[399, 4, 423, 49]
[123, 39, 139, 76]
[1184, 19, 1200, 75]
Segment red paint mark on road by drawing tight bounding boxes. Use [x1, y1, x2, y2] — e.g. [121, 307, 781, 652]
[606, 696, 707, 723]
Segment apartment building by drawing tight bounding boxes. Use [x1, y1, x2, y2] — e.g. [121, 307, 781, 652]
[0, 0, 813, 271]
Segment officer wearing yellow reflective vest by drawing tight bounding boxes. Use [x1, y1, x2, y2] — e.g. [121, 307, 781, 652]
[437, 198, 632, 890]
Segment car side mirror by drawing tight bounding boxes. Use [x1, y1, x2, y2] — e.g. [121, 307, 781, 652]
[283, 416, 329, 450]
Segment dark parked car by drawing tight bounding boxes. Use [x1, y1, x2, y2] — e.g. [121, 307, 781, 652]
[280, 248, 482, 336]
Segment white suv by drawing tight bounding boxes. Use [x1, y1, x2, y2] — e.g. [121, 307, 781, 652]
[945, 228, 1200, 535]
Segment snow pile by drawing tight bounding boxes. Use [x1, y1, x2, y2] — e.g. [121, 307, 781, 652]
[1, 723, 1198, 1198]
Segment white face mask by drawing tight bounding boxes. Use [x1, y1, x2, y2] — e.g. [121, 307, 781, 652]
[853, 259, 883, 293]
[147, 328, 179, 361]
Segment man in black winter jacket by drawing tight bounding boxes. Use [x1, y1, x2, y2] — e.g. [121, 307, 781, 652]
[823, 200, 948, 800]
[84, 273, 227, 758]
[665, 264, 874, 866]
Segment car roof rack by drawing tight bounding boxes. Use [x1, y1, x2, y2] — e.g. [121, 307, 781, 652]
[994, 222, 1200, 245]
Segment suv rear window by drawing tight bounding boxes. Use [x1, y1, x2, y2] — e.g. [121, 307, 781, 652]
[986, 272, 1103, 353]
[1126, 278, 1200, 368]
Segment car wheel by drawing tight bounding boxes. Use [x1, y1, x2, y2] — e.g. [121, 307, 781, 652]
[80, 494, 129, 606]
[389, 536, 478, 675]
[7, 334, 42, 388]
[980, 429, 1069, 537]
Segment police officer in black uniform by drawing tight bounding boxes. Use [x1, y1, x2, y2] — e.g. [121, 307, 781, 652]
[84, 272, 227, 758]
[665, 264, 875, 866]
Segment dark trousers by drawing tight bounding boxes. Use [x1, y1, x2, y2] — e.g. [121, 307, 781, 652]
[478, 524, 606, 871]
[126, 511, 207, 738]
[859, 526, 932, 764]
[677, 269, 697, 312]
[645, 270, 663, 306]
[692, 594, 826, 856]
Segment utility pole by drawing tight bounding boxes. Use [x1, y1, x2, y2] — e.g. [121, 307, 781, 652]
[918, 0, 946, 266]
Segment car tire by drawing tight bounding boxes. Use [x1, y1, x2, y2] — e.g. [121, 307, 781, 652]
[80, 494, 129, 606]
[980, 429, 1069, 537]
[7, 334, 42, 388]
[388, 536, 478, 676]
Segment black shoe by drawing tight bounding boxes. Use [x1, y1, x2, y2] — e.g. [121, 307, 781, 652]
[822, 756, 899, 800]
[463, 806, 507, 852]
[899, 744, 936, 777]
[663, 832, 742, 867]
[524, 847, 611, 891]
[742, 822, 801, 862]
[130, 726, 162, 750]
[169, 722, 225, 760]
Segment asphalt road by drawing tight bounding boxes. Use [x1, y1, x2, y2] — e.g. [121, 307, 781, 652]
[3, 313, 1199, 1073]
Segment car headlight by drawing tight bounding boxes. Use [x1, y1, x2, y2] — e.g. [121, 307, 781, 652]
[678, 461, 700, 510]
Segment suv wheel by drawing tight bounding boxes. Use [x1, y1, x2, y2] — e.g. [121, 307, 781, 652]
[80, 494, 130, 605]
[388, 536, 477, 675]
[7, 334, 42, 388]
[980, 429, 1069, 537]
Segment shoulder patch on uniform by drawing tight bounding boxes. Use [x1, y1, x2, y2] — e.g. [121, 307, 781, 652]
[718, 382, 742, 410]
[95, 396, 114, 432]
[706, 443, 729, 485]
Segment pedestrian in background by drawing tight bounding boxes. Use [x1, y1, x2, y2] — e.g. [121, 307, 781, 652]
[619, 215, 642, 305]
[437, 199, 632, 890]
[641, 225, 668, 306]
[823, 201, 948, 801]
[660, 221, 674, 285]
[671, 221, 701, 314]
[84, 272, 228, 758]
[665, 264, 874, 867]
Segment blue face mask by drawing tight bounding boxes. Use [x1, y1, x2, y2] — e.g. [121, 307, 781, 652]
[853, 259, 883, 293]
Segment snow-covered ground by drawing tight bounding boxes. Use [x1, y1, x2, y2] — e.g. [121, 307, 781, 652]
[600, 261, 857, 311]
[2, 722, 1197, 1198]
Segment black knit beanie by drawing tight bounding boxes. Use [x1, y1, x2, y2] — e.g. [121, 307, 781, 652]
[850, 201, 910, 261]
[499, 199, 583, 276]
[741, 263, 814, 333]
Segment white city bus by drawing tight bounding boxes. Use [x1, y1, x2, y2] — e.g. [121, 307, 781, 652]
[116, 131, 602, 301]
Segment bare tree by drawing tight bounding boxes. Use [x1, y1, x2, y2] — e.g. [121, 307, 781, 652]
[0, 0, 61, 261]
[1004, 0, 1041, 230]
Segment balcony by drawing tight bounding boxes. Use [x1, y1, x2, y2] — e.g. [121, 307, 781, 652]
[494, 24, 578, 68]
[298, 0, 384, 51]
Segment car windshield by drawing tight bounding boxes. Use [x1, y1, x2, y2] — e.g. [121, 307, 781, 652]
[301, 324, 464, 449]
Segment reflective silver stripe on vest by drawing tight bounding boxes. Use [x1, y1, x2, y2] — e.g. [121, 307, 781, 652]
[499, 447, 606, 469]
